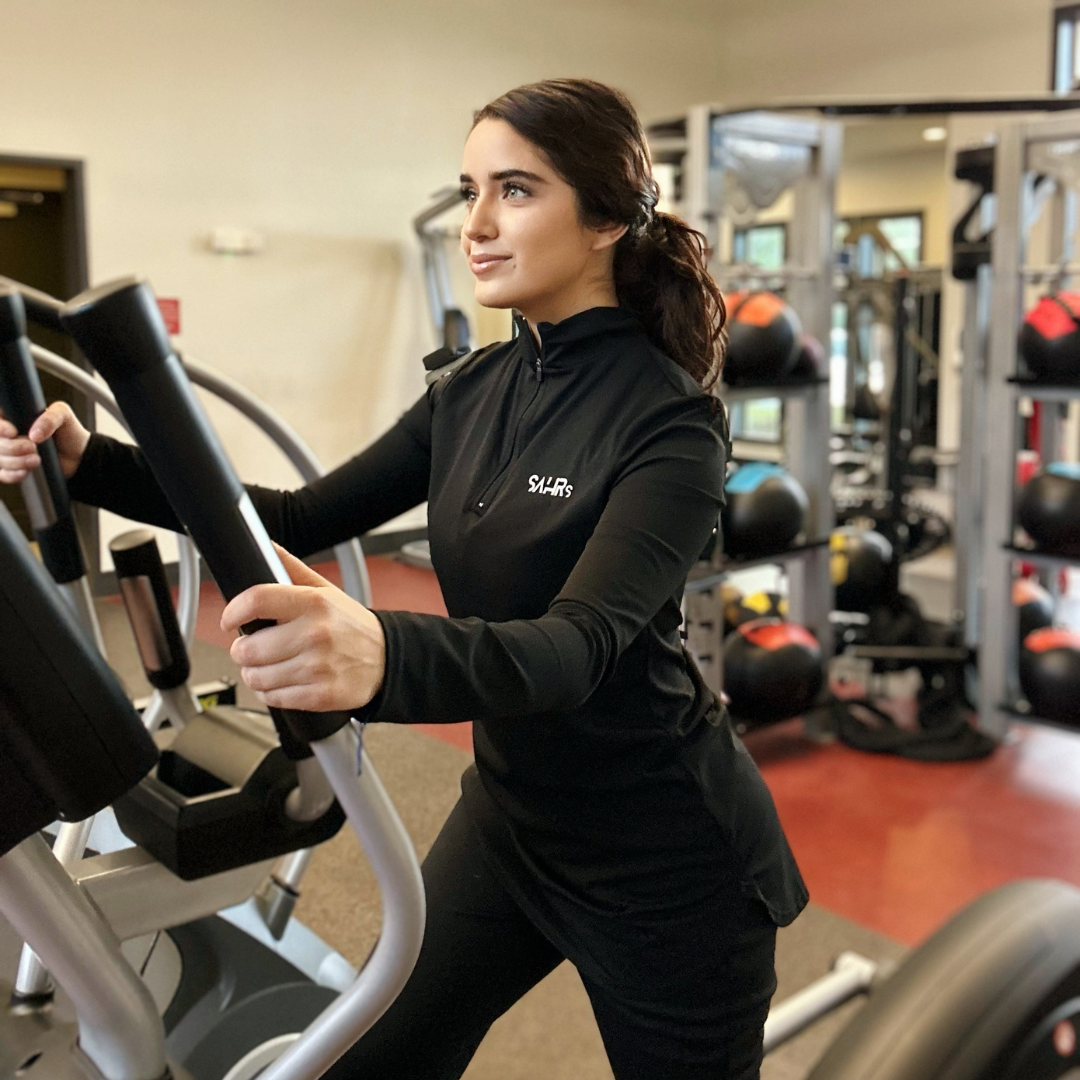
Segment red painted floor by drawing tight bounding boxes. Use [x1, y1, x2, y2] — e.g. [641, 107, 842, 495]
[191, 556, 1080, 946]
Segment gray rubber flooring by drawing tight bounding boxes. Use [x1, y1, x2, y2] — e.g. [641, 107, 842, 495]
[64, 598, 909, 1078]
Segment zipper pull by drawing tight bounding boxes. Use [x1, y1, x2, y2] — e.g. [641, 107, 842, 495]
[535, 356, 542, 382]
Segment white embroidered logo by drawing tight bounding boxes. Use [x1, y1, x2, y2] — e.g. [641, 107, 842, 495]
[528, 474, 573, 498]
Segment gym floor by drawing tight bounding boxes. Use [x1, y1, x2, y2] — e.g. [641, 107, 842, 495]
[96, 553, 1080, 1078]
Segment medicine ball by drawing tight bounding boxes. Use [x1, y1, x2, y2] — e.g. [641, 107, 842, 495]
[723, 463, 809, 558]
[831, 528, 894, 613]
[1017, 464, 1080, 556]
[724, 291, 802, 386]
[723, 589, 788, 634]
[790, 334, 827, 383]
[1020, 627, 1080, 724]
[1013, 577, 1055, 642]
[723, 618, 825, 725]
[1018, 293, 1080, 383]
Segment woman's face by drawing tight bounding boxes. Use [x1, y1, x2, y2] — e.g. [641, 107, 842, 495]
[459, 118, 624, 326]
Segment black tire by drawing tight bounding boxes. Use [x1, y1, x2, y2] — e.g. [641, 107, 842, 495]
[807, 879, 1080, 1080]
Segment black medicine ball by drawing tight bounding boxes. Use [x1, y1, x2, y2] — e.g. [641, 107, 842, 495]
[724, 291, 802, 386]
[723, 463, 808, 558]
[1018, 294, 1080, 383]
[1020, 627, 1080, 725]
[790, 334, 827, 383]
[722, 589, 788, 635]
[830, 527, 894, 613]
[1017, 465, 1080, 556]
[1013, 578, 1055, 643]
[723, 618, 825, 725]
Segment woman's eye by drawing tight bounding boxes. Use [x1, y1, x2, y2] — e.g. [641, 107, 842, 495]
[504, 183, 529, 199]
[461, 187, 477, 203]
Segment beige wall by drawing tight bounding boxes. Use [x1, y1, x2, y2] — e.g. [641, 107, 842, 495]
[0, 0, 1056, 558]
[837, 148, 949, 267]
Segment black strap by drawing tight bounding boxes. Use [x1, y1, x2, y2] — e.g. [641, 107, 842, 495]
[426, 344, 498, 408]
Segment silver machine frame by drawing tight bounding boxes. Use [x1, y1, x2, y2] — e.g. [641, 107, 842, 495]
[959, 113, 1080, 737]
[648, 107, 840, 701]
[0, 345, 425, 1080]
[413, 185, 467, 343]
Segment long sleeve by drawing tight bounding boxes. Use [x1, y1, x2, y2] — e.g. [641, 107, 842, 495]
[362, 406, 725, 723]
[67, 392, 434, 557]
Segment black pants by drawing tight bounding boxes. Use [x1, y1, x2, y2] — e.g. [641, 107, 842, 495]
[322, 799, 777, 1080]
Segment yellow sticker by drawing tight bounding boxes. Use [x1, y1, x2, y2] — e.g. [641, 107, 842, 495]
[744, 592, 774, 615]
[831, 553, 849, 585]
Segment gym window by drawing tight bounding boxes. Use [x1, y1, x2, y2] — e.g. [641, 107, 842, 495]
[836, 213, 924, 278]
[1053, 3, 1080, 93]
[731, 223, 787, 271]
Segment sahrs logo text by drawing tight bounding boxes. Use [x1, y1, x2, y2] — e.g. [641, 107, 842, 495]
[528, 475, 573, 498]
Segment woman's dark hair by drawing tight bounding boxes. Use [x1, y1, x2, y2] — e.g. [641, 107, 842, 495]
[474, 78, 726, 392]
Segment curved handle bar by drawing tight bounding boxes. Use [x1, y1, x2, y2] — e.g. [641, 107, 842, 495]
[0, 287, 85, 583]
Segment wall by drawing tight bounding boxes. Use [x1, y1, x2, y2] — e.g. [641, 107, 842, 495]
[0, 0, 1056, 563]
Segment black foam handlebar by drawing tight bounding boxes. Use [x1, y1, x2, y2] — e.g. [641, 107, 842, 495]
[109, 529, 190, 691]
[0, 287, 85, 584]
[0, 277, 66, 335]
[60, 278, 352, 751]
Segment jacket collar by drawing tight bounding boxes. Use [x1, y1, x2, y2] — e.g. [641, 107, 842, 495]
[513, 306, 641, 373]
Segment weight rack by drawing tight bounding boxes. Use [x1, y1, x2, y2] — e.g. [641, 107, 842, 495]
[648, 109, 841, 704]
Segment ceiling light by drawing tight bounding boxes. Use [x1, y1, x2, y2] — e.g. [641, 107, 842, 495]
[922, 126, 948, 143]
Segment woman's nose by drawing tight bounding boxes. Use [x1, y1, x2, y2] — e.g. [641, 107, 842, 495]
[462, 194, 497, 245]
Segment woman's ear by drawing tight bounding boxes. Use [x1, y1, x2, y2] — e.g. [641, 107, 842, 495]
[590, 221, 629, 252]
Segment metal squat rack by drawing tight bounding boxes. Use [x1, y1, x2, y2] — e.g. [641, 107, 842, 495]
[957, 114, 1080, 738]
[648, 108, 841, 704]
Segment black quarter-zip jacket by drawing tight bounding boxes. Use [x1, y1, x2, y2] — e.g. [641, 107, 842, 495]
[69, 306, 807, 944]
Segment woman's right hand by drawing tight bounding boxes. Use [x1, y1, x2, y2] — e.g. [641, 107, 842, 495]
[0, 401, 91, 484]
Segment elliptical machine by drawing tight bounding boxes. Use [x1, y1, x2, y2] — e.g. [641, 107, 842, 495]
[0, 281, 425, 1080]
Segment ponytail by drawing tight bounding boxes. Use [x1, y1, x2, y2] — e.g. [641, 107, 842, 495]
[615, 212, 726, 392]
[474, 79, 726, 394]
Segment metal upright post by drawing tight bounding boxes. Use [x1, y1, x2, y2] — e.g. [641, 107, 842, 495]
[784, 120, 841, 658]
[955, 264, 992, 645]
[978, 123, 1027, 738]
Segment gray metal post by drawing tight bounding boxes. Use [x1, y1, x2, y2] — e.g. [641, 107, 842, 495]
[978, 123, 1026, 737]
[0, 834, 166, 1080]
[955, 265, 992, 646]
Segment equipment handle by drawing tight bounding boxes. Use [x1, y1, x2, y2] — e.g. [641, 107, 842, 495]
[109, 529, 191, 691]
[0, 276, 66, 334]
[61, 278, 353, 752]
[0, 286, 85, 584]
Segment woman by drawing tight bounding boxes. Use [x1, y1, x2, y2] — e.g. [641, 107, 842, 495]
[0, 79, 807, 1079]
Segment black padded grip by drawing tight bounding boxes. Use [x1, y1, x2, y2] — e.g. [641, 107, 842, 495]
[0, 286, 85, 584]
[0, 501, 158, 855]
[0, 276, 66, 335]
[109, 529, 191, 691]
[61, 278, 352, 751]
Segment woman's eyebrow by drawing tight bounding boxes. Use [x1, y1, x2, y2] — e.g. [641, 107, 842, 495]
[459, 169, 548, 185]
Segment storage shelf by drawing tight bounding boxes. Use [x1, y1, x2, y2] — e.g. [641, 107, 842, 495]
[1000, 702, 1080, 736]
[1007, 376, 1080, 402]
[1003, 544, 1080, 569]
[720, 378, 828, 403]
[685, 539, 830, 593]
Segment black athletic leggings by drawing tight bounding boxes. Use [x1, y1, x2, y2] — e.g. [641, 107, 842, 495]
[322, 799, 777, 1080]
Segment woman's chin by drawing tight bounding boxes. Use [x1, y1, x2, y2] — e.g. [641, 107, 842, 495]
[473, 282, 519, 310]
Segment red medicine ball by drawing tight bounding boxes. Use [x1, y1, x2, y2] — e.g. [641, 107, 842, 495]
[724, 291, 803, 386]
[1020, 627, 1080, 725]
[723, 618, 825, 727]
[1019, 294, 1080, 383]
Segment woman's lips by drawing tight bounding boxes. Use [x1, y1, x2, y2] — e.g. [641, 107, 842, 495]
[469, 253, 510, 276]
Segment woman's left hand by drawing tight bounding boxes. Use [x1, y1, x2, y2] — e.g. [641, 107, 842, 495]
[221, 545, 385, 713]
